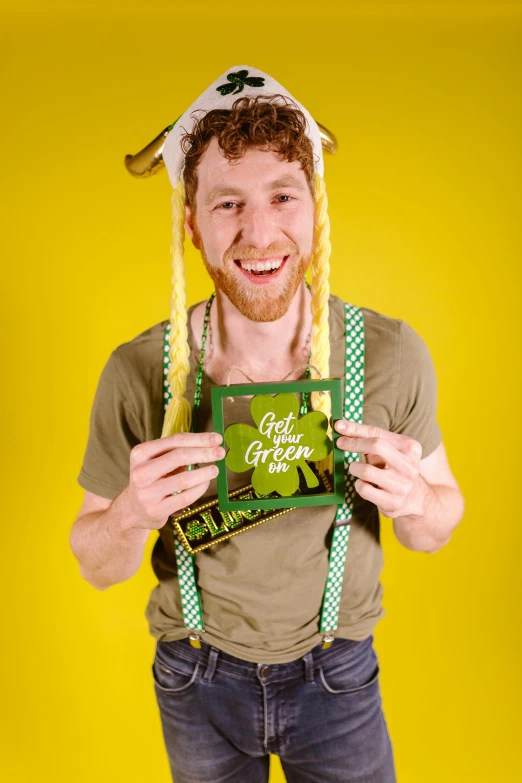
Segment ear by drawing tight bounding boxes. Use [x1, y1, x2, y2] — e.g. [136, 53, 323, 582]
[185, 203, 200, 249]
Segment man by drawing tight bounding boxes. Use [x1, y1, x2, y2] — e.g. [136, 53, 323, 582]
[70, 66, 464, 783]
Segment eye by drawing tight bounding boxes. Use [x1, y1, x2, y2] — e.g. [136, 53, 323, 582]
[217, 202, 238, 210]
[275, 194, 293, 203]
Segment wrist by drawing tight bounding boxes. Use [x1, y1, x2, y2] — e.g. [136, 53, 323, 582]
[396, 475, 431, 522]
[112, 488, 153, 538]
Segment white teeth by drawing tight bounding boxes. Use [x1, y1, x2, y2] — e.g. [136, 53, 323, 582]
[239, 257, 284, 272]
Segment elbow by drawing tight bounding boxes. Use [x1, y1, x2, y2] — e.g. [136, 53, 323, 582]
[68, 525, 81, 562]
[69, 522, 111, 590]
[89, 579, 110, 592]
[424, 492, 465, 554]
[78, 564, 111, 591]
[424, 534, 453, 554]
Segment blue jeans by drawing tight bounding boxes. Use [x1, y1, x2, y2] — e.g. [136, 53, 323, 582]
[152, 635, 396, 783]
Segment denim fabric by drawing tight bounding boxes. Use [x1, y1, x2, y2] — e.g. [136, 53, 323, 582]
[152, 634, 396, 783]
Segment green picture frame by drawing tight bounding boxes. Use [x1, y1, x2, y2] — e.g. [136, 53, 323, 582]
[210, 378, 345, 511]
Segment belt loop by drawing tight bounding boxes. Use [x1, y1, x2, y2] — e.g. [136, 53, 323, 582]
[203, 647, 219, 682]
[303, 650, 315, 683]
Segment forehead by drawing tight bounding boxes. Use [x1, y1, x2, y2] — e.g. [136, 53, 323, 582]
[195, 136, 309, 193]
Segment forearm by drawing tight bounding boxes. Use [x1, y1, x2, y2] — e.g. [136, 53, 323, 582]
[69, 489, 150, 590]
[393, 476, 465, 554]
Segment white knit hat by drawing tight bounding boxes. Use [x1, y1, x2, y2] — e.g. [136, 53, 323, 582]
[162, 64, 325, 187]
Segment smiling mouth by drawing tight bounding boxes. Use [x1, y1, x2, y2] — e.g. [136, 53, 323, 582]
[234, 255, 289, 278]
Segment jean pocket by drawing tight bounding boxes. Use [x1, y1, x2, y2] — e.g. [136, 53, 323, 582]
[318, 646, 380, 695]
[152, 645, 200, 694]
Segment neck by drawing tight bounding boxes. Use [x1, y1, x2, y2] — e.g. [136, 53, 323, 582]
[206, 281, 313, 382]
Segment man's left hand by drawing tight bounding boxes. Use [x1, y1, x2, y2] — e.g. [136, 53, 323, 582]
[333, 419, 428, 520]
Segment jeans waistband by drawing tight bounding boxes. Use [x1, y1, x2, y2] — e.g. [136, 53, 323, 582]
[156, 635, 373, 684]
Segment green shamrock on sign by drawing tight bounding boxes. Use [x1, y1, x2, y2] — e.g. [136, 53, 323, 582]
[224, 393, 333, 497]
[216, 70, 265, 96]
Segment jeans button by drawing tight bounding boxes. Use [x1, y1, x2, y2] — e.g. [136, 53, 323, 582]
[259, 665, 270, 678]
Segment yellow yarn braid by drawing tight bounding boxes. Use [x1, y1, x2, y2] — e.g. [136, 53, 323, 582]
[310, 173, 331, 417]
[309, 172, 334, 475]
[161, 177, 193, 437]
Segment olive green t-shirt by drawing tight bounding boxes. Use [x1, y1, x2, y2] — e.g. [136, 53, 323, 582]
[77, 293, 442, 664]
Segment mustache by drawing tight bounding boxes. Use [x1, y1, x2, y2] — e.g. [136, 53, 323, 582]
[224, 241, 299, 263]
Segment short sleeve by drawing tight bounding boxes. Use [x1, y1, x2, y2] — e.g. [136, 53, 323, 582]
[392, 321, 443, 459]
[77, 349, 144, 500]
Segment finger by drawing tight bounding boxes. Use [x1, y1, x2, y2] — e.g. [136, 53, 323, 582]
[336, 435, 416, 478]
[158, 479, 213, 518]
[352, 479, 397, 514]
[131, 432, 223, 464]
[334, 420, 413, 455]
[348, 461, 408, 494]
[163, 445, 226, 473]
[363, 451, 386, 469]
[138, 445, 226, 484]
[162, 464, 219, 497]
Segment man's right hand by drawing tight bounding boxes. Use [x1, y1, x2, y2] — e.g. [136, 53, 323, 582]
[124, 432, 225, 531]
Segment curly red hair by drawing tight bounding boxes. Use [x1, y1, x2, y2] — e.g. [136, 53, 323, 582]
[180, 93, 315, 210]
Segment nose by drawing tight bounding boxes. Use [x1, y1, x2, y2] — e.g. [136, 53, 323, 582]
[238, 204, 281, 249]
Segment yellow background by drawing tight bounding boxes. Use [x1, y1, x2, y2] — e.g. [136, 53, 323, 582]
[2, 2, 521, 781]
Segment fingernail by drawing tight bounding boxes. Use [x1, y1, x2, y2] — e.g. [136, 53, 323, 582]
[336, 420, 347, 431]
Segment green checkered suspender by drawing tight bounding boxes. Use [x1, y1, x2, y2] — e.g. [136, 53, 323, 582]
[163, 301, 365, 644]
[320, 302, 365, 640]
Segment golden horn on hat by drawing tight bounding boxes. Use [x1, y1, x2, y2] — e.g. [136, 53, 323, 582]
[124, 121, 337, 180]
